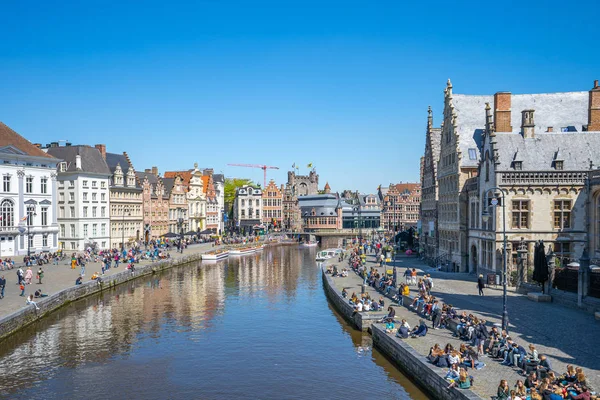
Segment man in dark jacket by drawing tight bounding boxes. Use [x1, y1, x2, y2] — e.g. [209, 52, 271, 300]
[536, 355, 552, 379]
[477, 274, 485, 296]
[0, 275, 5, 298]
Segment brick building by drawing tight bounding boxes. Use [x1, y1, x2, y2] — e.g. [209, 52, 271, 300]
[379, 183, 421, 232]
[261, 179, 283, 229]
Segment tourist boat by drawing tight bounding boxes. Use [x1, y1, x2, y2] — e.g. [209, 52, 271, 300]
[202, 250, 229, 261]
[315, 248, 343, 262]
[229, 247, 256, 256]
[301, 241, 319, 247]
[253, 244, 265, 251]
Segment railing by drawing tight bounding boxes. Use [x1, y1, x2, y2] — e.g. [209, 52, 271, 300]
[499, 171, 587, 186]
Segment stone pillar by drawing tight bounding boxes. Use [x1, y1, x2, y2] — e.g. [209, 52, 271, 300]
[17, 169, 25, 252]
[579, 248, 590, 307]
[517, 239, 528, 287]
[546, 248, 555, 295]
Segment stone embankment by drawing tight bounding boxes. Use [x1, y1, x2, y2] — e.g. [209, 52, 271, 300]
[0, 251, 205, 341]
[321, 265, 484, 400]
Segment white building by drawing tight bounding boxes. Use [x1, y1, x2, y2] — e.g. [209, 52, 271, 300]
[0, 123, 60, 256]
[188, 165, 206, 232]
[45, 144, 112, 251]
[233, 185, 262, 231]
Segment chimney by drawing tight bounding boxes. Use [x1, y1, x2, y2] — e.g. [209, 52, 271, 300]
[521, 110, 535, 138]
[547, 126, 553, 132]
[151, 166, 158, 176]
[65, 142, 72, 146]
[33, 143, 41, 148]
[50, 142, 59, 148]
[589, 79, 600, 131]
[494, 92, 513, 133]
[75, 155, 82, 170]
[95, 144, 106, 159]
[144, 168, 151, 174]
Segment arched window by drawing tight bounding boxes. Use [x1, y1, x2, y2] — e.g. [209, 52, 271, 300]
[1, 199, 14, 227]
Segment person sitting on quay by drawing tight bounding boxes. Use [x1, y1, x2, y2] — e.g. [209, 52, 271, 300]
[447, 367, 472, 390]
[396, 323, 410, 339]
[34, 289, 48, 298]
[380, 306, 395, 323]
[26, 294, 40, 310]
[90, 272, 99, 280]
[384, 320, 395, 333]
[340, 268, 348, 277]
[444, 363, 460, 382]
[75, 276, 83, 285]
[341, 288, 348, 298]
[410, 319, 428, 338]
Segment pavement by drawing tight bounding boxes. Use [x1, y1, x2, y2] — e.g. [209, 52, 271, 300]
[327, 251, 599, 399]
[0, 242, 216, 318]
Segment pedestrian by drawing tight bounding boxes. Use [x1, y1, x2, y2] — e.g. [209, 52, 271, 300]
[477, 274, 485, 296]
[80, 261, 85, 277]
[19, 283, 25, 296]
[37, 267, 44, 284]
[0, 275, 5, 299]
[25, 267, 33, 284]
[71, 253, 77, 269]
[404, 268, 411, 285]
[17, 267, 23, 285]
[26, 294, 40, 310]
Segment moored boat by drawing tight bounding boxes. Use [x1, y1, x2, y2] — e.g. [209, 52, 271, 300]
[202, 250, 230, 261]
[315, 248, 343, 262]
[229, 247, 256, 256]
[301, 241, 319, 247]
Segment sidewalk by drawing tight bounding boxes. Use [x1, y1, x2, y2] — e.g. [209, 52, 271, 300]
[0, 243, 215, 319]
[328, 252, 599, 398]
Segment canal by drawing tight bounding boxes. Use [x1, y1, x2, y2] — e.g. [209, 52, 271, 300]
[0, 247, 426, 399]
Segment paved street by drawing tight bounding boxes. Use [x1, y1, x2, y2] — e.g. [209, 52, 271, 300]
[328, 252, 599, 398]
[0, 243, 215, 318]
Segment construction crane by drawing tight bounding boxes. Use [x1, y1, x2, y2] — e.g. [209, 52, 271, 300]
[227, 164, 280, 187]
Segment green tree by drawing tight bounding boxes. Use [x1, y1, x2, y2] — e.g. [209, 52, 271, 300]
[224, 177, 255, 208]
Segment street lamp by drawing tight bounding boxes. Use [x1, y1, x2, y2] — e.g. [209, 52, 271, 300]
[177, 207, 185, 254]
[121, 207, 130, 253]
[482, 187, 509, 332]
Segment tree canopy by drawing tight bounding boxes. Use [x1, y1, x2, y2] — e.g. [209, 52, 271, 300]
[224, 178, 255, 207]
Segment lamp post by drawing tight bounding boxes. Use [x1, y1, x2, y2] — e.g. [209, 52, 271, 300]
[177, 207, 185, 254]
[121, 208, 130, 253]
[482, 187, 509, 332]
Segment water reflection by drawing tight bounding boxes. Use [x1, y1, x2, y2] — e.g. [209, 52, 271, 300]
[0, 247, 425, 400]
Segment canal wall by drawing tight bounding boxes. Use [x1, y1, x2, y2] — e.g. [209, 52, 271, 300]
[321, 268, 385, 331]
[0, 252, 204, 342]
[322, 266, 483, 400]
[371, 325, 482, 400]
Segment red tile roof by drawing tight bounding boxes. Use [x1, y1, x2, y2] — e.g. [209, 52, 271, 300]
[0, 122, 55, 158]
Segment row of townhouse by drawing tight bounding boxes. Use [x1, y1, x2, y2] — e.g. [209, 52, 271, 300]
[0, 122, 225, 256]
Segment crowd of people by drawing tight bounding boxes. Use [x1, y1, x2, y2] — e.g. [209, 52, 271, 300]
[330, 239, 596, 399]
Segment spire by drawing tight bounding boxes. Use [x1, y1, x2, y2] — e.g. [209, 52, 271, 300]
[427, 105, 433, 130]
[446, 79, 453, 97]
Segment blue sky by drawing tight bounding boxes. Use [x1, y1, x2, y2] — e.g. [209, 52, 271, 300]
[1, 0, 598, 193]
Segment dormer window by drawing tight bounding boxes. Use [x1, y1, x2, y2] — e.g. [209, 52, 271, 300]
[555, 161, 563, 170]
[513, 161, 522, 170]
[468, 148, 477, 160]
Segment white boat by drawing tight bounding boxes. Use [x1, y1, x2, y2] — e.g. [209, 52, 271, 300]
[229, 247, 256, 256]
[202, 250, 229, 261]
[302, 241, 319, 247]
[254, 244, 265, 251]
[315, 248, 343, 262]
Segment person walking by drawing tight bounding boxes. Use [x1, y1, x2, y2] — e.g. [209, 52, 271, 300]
[80, 260, 86, 277]
[71, 253, 77, 269]
[0, 275, 5, 299]
[477, 274, 485, 296]
[19, 283, 25, 296]
[17, 267, 24, 285]
[24, 267, 33, 285]
[37, 267, 44, 284]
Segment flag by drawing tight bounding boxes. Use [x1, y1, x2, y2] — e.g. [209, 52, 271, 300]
[377, 184, 381, 191]
[307, 163, 313, 169]
[292, 163, 296, 169]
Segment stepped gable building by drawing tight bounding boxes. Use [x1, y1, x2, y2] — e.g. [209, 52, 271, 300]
[380, 183, 421, 232]
[434, 79, 487, 272]
[97, 145, 143, 249]
[202, 169, 219, 233]
[469, 80, 600, 277]
[421, 106, 442, 261]
[0, 123, 60, 256]
[45, 144, 111, 251]
[261, 179, 283, 228]
[136, 167, 169, 242]
[164, 164, 206, 232]
[162, 174, 188, 234]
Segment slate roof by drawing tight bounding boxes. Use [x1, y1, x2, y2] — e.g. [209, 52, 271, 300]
[494, 132, 600, 171]
[105, 152, 141, 189]
[0, 122, 56, 159]
[46, 145, 111, 175]
[213, 174, 224, 183]
[452, 94, 492, 167]
[453, 90, 591, 168]
[430, 128, 442, 165]
[298, 194, 340, 217]
[162, 177, 175, 197]
[135, 171, 159, 185]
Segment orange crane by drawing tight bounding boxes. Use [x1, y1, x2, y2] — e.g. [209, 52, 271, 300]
[227, 163, 280, 187]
